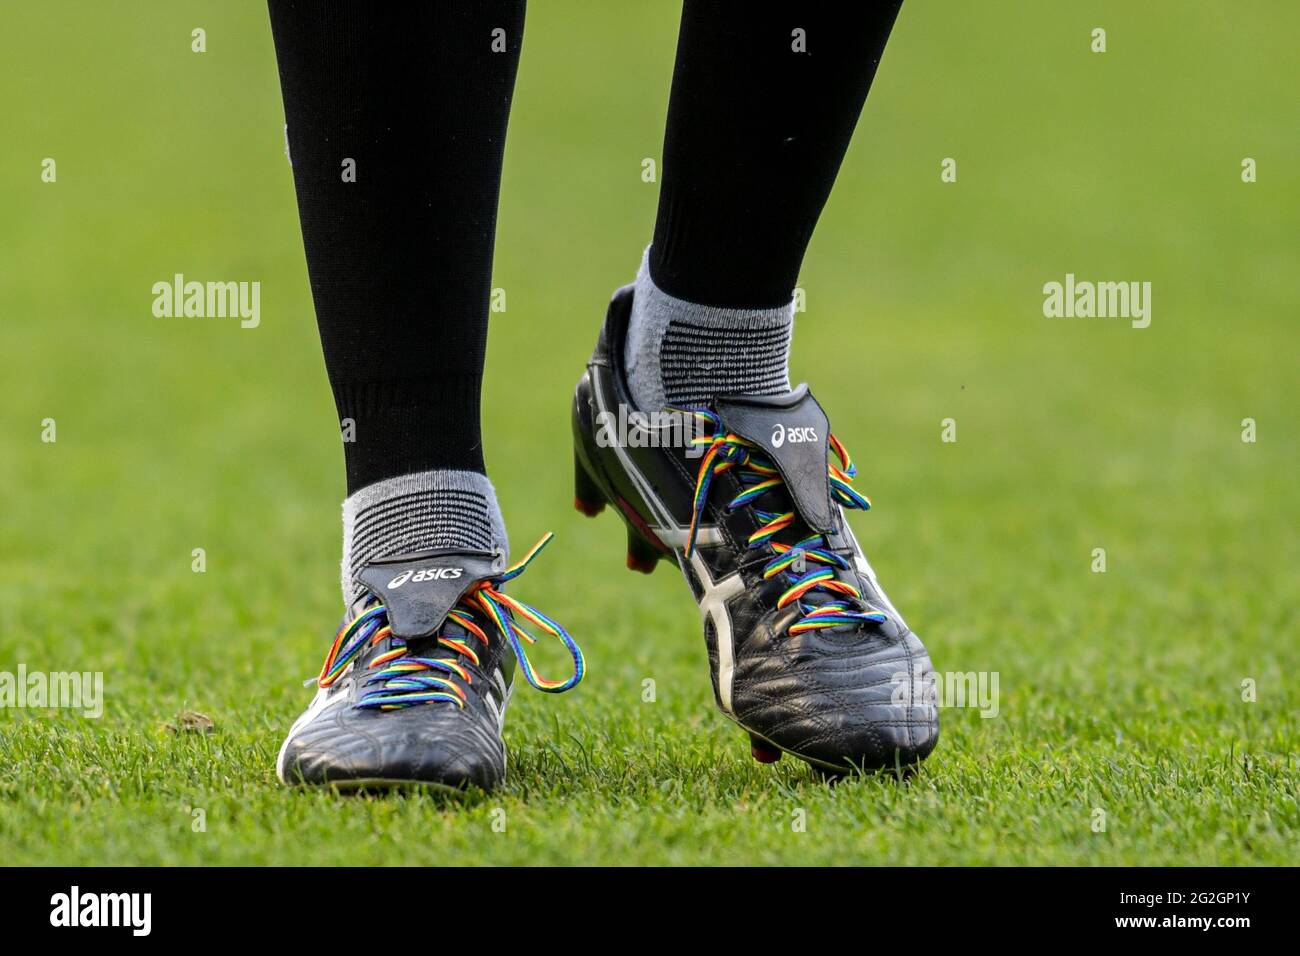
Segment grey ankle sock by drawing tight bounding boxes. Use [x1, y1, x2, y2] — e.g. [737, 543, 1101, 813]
[624, 247, 793, 411]
[340, 470, 507, 604]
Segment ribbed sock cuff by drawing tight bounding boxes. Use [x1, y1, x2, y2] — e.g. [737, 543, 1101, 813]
[340, 470, 507, 603]
[625, 247, 793, 411]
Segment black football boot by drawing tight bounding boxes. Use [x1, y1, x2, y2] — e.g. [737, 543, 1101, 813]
[277, 537, 584, 792]
[572, 286, 938, 774]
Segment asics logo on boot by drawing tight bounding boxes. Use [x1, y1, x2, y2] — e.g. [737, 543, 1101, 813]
[770, 424, 818, 448]
[387, 567, 464, 588]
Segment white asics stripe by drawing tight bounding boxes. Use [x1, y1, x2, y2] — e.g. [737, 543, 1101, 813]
[839, 514, 905, 627]
[689, 552, 745, 714]
[655, 525, 723, 548]
[276, 684, 349, 783]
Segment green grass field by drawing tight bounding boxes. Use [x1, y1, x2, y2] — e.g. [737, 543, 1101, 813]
[1, 2, 1296, 865]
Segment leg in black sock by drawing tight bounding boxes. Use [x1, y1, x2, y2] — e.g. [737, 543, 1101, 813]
[267, 0, 525, 598]
[268, 0, 525, 492]
[625, 0, 903, 410]
[652, 0, 903, 308]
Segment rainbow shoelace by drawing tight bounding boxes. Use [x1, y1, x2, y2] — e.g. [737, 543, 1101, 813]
[679, 408, 888, 636]
[316, 534, 585, 710]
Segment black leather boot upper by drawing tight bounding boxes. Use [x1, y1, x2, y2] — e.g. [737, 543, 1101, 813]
[573, 287, 939, 772]
[279, 543, 582, 791]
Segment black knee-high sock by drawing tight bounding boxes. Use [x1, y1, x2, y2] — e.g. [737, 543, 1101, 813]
[650, 0, 903, 309]
[267, 0, 525, 494]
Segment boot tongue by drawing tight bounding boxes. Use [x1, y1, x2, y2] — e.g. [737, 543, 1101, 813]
[713, 384, 836, 535]
[354, 547, 506, 639]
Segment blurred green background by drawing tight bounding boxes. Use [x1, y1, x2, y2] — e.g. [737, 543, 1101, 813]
[0, 2, 1295, 865]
